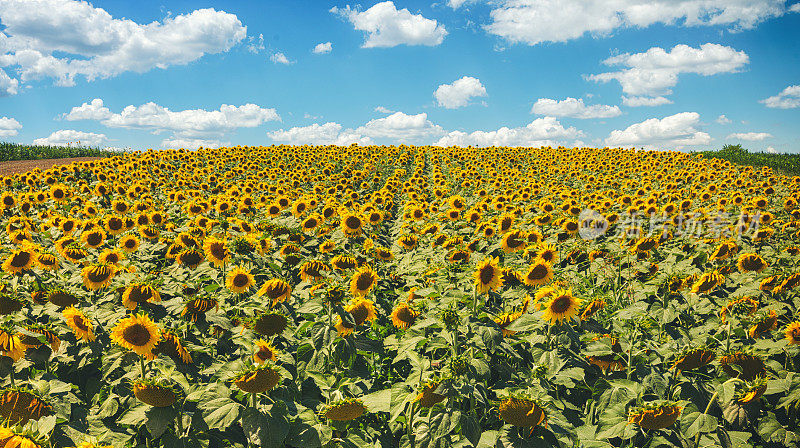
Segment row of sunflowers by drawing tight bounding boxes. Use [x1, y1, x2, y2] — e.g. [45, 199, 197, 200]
[0, 145, 799, 448]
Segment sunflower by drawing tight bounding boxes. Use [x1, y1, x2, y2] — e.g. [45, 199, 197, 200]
[628, 402, 682, 430]
[691, 271, 725, 294]
[319, 240, 335, 253]
[122, 282, 161, 310]
[0, 426, 43, 448]
[133, 381, 178, 407]
[323, 398, 366, 421]
[350, 265, 379, 297]
[785, 321, 800, 345]
[397, 234, 418, 250]
[498, 397, 546, 428]
[736, 253, 768, 273]
[536, 243, 558, 264]
[251, 311, 289, 337]
[299, 260, 328, 282]
[672, 348, 715, 371]
[2, 247, 35, 274]
[81, 263, 115, 291]
[541, 288, 581, 325]
[581, 298, 606, 320]
[335, 298, 377, 336]
[257, 279, 292, 306]
[98, 249, 123, 265]
[176, 248, 204, 268]
[340, 213, 364, 236]
[301, 214, 322, 233]
[719, 297, 759, 322]
[150, 331, 192, 364]
[375, 246, 394, 261]
[0, 389, 52, 424]
[495, 297, 531, 337]
[34, 252, 59, 271]
[234, 364, 281, 394]
[47, 289, 78, 308]
[203, 237, 230, 267]
[390, 302, 419, 330]
[81, 229, 106, 249]
[61, 306, 94, 342]
[500, 230, 527, 253]
[0, 329, 25, 361]
[181, 297, 217, 322]
[523, 260, 554, 287]
[748, 310, 777, 338]
[474, 257, 503, 294]
[226, 266, 255, 294]
[253, 339, 279, 364]
[414, 381, 446, 408]
[62, 243, 88, 264]
[720, 352, 765, 380]
[111, 313, 161, 356]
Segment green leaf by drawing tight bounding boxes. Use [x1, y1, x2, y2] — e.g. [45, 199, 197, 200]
[460, 414, 480, 446]
[117, 404, 148, 426]
[145, 406, 176, 439]
[202, 399, 243, 431]
[361, 388, 392, 413]
[681, 406, 718, 439]
[241, 403, 289, 448]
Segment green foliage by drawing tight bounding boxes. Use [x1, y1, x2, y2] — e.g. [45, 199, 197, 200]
[0, 141, 118, 162]
[699, 144, 800, 175]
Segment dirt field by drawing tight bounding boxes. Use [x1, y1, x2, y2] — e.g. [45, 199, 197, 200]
[0, 157, 103, 176]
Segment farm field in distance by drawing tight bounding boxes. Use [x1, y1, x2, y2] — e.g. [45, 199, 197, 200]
[1, 144, 799, 448]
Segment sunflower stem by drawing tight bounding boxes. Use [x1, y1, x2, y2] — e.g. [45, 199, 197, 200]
[694, 390, 719, 447]
[545, 324, 552, 351]
[140, 356, 146, 379]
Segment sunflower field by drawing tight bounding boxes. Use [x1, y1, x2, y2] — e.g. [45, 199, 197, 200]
[1, 145, 800, 448]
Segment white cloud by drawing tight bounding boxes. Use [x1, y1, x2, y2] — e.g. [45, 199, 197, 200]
[435, 116, 583, 147]
[63, 98, 112, 121]
[64, 99, 279, 138]
[588, 43, 748, 97]
[766, 146, 777, 153]
[447, 0, 476, 8]
[434, 76, 488, 109]
[622, 96, 673, 107]
[760, 85, 800, 109]
[374, 106, 395, 114]
[357, 111, 444, 141]
[0, 69, 19, 96]
[247, 34, 265, 53]
[716, 114, 732, 124]
[161, 137, 225, 149]
[0, 116, 22, 137]
[791, 4, 800, 12]
[531, 97, 621, 118]
[484, 0, 788, 46]
[0, 1, 246, 89]
[268, 122, 373, 146]
[270, 52, 293, 65]
[605, 112, 711, 149]
[727, 132, 772, 141]
[33, 129, 107, 146]
[312, 42, 332, 54]
[331, 1, 447, 48]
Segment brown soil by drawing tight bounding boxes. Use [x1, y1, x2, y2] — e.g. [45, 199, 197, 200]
[0, 157, 102, 176]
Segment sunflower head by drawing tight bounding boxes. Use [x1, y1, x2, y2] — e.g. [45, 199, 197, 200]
[349, 266, 379, 298]
[322, 398, 366, 421]
[498, 396, 546, 428]
[226, 266, 255, 294]
[474, 257, 503, 294]
[256, 279, 292, 307]
[250, 311, 289, 337]
[133, 379, 179, 407]
[0, 388, 53, 424]
[628, 401, 682, 430]
[540, 288, 582, 325]
[111, 313, 161, 356]
[234, 364, 282, 394]
[390, 302, 419, 330]
[82, 263, 116, 291]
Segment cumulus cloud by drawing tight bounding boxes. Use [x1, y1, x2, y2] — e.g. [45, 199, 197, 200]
[64, 99, 279, 139]
[357, 112, 444, 140]
[0, 69, 19, 96]
[435, 116, 583, 147]
[63, 98, 112, 121]
[622, 96, 673, 107]
[161, 137, 226, 149]
[587, 43, 748, 98]
[374, 106, 395, 114]
[434, 76, 488, 109]
[0, 116, 22, 137]
[531, 97, 621, 118]
[727, 132, 772, 141]
[447, 0, 476, 8]
[33, 129, 107, 146]
[0, 0, 246, 91]
[270, 52, 293, 65]
[268, 122, 373, 146]
[760, 85, 800, 109]
[331, 1, 447, 48]
[484, 0, 788, 46]
[766, 146, 778, 153]
[312, 42, 332, 54]
[716, 114, 732, 124]
[605, 112, 711, 149]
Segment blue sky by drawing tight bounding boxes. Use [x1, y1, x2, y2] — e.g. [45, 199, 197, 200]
[1, 0, 799, 152]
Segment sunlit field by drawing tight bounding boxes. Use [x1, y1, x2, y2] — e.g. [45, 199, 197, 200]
[1, 145, 799, 448]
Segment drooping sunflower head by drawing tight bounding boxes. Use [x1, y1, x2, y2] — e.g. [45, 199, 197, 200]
[233, 363, 281, 394]
[628, 401, 682, 430]
[299, 260, 328, 282]
[540, 288, 582, 325]
[349, 265, 379, 298]
[672, 347, 715, 371]
[79, 263, 115, 291]
[390, 302, 419, 330]
[250, 311, 289, 337]
[748, 310, 778, 338]
[735, 376, 768, 404]
[0, 425, 44, 448]
[786, 321, 800, 345]
[181, 296, 218, 322]
[523, 260, 554, 287]
[336, 298, 377, 336]
[132, 379, 178, 408]
[720, 352, 765, 381]
[151, 331, 192, 364]
[111, 313, 161, 356]
[122, 282, 161, 310]
[322, 398, 366, 421]
[500, 230, 527, 253]
[497, 396, 546, 428]
[736, 253, 768, 273]
[474, 257, 503, 294]
[256, 279, 292, 307]
[691, 270, 725, 294]
[0, 388, 53, 424]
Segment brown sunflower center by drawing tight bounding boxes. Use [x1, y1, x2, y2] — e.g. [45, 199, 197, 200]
[550, 295, 573, 314]
[345, 216, 361, 229]
[210, 243, 227, 260]
[479, 265, 496, 285]
[73, 315, 89, 332]
[350, 304, 370, 325]
[528, 264, 549, 280]
[233, 274, 250, 288]
[122, 323, 151, 347]
[10, 251, 31, 268]
[86, 232, 103, 246]
[355, 273, 374, 291]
